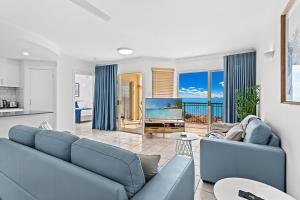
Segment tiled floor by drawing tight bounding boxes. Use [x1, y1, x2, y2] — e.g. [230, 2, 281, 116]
[75, 123, 216, 200]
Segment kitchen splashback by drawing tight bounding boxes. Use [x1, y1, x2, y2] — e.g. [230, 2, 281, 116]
[0, 87, 22, 103]
[0, 87, 17, 101]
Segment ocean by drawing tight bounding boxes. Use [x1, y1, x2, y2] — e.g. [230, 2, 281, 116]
[183, 98, 224, 117]
[182, 98, 224, 103]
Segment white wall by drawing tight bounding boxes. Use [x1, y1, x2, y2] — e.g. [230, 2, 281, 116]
[56, 55, 95, 131]
[257, 3, 300, 199]
[17, 56, 95, 132]
[175, 54, 223, 73]
[116, 58, 175, 98]
[115, 56, 223, 99]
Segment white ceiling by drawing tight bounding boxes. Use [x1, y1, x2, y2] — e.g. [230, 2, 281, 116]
[0, 0, 288, 61]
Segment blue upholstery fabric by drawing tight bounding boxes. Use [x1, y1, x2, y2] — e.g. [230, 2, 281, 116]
[223, 52, 256, 123]
[92, 64, 118, 130]
[131, 156, 194, 200]
[8, 125, 41, 147]
[35, 130, 79, 162]
[0, 172, 38, 200]
[268, 132, 280, 147]
[71, 138, 145, 198]
[244, 118, 272, 145]
[0, 138, 128, 200]
[75, 101, 81, 123]
[1, 125, 195, 200]
[200, 138, 286, 191]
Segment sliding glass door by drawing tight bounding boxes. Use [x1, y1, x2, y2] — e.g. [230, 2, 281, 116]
[178, 71, 224, 135]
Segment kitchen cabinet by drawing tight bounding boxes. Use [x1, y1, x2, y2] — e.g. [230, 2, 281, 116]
[0, 59, 20, 87]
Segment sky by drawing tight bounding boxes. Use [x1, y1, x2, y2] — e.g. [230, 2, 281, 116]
[179, 71, 224, 98]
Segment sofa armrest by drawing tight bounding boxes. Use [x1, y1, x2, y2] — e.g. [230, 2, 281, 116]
[200, 138, 286, 191]
[131, 155, 194, 200]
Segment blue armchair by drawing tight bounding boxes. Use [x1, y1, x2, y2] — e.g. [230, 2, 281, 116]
[200, 119, 286, 191]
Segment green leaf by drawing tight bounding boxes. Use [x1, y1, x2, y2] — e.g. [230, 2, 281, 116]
[235, 85, 260, 121]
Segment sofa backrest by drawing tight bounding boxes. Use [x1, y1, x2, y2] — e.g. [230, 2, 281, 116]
[71, 138, 145, 198]
[268, 131, 281, 147]
[9, 125, 41, 147]
[35, 130, 79, 162]
[0, 138, 128, 200]
[244, 118, 280, 147]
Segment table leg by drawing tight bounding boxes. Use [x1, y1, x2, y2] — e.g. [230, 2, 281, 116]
[175, 140, 194, 158]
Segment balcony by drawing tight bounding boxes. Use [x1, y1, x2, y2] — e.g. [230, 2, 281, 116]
[182, 102, 223, 136]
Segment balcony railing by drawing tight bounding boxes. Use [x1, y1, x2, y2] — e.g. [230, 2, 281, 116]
[182, 102, 223, 125]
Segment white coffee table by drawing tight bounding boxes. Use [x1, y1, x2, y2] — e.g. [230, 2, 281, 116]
[214, 178, 295, 200]
[170, 132, 199, 157]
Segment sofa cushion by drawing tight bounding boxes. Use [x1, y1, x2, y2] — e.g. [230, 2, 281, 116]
[138, 154, 161, 182]
[71, 138, 145, 198]
[9, 125, 41, 148]
[268, 132, 280, 147]
[244, 118, 272, 145]
[35, 130, 79, 162]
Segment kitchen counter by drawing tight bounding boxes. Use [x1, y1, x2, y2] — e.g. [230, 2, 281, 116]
[0, 108, 24, 112]
[0, 110, 55, 137]
[0, 110, 53, 118]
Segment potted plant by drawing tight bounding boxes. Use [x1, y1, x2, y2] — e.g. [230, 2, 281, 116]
[235, 85, 260, 121]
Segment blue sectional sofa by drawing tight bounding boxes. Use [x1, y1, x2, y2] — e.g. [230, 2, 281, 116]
[0, 125, 194, 200]
[200, 118, 286, 191]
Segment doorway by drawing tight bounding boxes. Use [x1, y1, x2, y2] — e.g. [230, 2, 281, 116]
[118, 73, 143, 134]
[178, 71, 224, 136]
[74, 74, 94, 132]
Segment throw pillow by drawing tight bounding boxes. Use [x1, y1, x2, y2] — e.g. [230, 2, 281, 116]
[224, 124, 244, 141]
[210, 122, 237, 133]
[138, 154, 161, 182]
[39, 121, 53, 130]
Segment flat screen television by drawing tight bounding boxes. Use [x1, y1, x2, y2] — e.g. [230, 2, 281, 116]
[145, 98, 183, 120]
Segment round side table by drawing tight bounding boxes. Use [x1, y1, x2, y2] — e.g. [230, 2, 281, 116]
[214, 178, 295, 200]
[170, 132, 199, 157]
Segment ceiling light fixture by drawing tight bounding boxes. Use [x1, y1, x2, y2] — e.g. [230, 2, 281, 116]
[23, 52, 29, 56]
[117, 48, 133, 55]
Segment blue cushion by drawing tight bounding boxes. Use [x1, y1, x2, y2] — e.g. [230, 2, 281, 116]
[268, 132, 280, 147]
[35, 130, 79, 162]
[71, 138, 145, 198]
[244, 119, 272, 145]
[9, 125, 41, 147]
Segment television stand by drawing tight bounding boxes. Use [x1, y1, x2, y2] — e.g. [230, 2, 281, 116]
[144, 120, 185, 137]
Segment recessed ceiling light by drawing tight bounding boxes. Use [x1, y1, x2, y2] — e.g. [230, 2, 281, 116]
[23, 52, 29, 56]
[117, 48, 133, 55]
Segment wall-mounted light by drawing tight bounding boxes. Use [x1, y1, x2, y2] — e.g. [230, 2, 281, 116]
[264, 48, 275, 58]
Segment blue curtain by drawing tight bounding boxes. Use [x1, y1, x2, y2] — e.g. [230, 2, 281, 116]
[223, 52, 256, 123]
[92, 64, 118, 130]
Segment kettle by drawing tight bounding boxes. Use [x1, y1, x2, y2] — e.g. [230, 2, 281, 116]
[2, 99, 8, 108]
[9, 101, 18, 108]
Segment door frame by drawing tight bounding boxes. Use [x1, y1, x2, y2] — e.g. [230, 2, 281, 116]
[177, 69, 224, 130]
[72, 70, 95, 129]
[117, 72, 143, 134]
